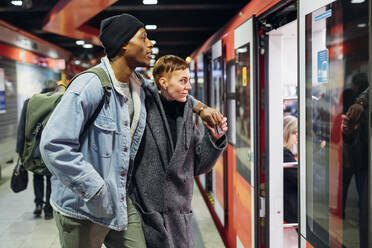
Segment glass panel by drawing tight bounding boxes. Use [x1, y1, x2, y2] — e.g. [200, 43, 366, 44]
[211, 56, 226, 225]
[197, 57, 204, 102]
[305, 1, 369, 247]
[235, 44, 252, 183]
[189, 60, 196, 97]
[212, 57, 222, 111]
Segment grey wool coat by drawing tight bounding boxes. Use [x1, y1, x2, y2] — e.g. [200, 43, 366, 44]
[130, 83, 226, 248]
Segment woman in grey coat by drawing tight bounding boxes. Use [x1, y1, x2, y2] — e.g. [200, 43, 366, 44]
[129, 55, 227, 248]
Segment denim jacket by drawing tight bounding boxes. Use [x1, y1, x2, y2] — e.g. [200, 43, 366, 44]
[40, 59, 148, 231]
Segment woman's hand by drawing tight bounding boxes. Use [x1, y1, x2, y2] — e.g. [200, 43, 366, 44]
[207, 117, 228, 141]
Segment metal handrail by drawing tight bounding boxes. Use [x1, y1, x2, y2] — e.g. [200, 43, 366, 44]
[283, 223, 298, 229]
[283, 162, 298, 168]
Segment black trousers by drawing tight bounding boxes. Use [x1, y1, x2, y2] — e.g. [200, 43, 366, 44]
[33, 174, 52, 213]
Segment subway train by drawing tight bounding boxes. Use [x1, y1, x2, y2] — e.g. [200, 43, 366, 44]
[188, 0, 371, 247]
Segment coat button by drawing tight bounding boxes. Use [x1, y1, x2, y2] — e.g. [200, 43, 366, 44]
[121, 195, 125, 201]
[124, 121, 129, 126]
[123, 147, 128, 152]
[81, 192, 86, 197]
[121, 171, 126, 177]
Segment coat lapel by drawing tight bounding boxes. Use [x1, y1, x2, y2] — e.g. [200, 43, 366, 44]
[169, 99, 193, 166]
[145, 87, 174, 170]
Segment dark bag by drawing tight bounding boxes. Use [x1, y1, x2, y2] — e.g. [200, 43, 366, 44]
[10, 158, 29, 193]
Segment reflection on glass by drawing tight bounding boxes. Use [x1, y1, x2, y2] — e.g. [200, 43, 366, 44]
[235, 44, 252, 183]
[212, 57, 223, 112]
[196, 59, 204, 102]
[189, 60, 196, 97]
[305, 1, 369, 247]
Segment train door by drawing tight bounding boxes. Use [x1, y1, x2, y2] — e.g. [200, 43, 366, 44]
[299, 0, 371, 247]
[234, 16, 259, 248]
[266, 18, 299, 248]
[211, 40, 227, 226]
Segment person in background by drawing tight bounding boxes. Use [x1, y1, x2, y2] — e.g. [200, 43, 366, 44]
[130, 55, 227, 248]
[283, 115, 298, 162]
[283, 115, 298, 223]
[16, 79, 57, 220]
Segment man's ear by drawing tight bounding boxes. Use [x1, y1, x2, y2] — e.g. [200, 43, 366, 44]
[158, 77, 168, 89]
[121, 43, 128, 53]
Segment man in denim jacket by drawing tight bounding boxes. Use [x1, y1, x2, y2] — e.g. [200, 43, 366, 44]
[40, 14, 222, 248]
[40, 14, 152, 248]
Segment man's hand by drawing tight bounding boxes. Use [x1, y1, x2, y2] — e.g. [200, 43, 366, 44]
[200, 107, 223, 129]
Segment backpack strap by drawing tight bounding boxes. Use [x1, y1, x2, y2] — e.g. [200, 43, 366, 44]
[67, 67, 112, 137]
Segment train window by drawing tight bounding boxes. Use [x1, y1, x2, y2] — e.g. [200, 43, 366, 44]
[196, 54, 204, 102]
[235, 44, 253, 184]
[304, 1, 369, 247]
[212, 57, 222, 111]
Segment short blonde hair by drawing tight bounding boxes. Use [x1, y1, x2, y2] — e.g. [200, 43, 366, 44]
[283, 115, 297, 149]
[152, 55, 189, 88]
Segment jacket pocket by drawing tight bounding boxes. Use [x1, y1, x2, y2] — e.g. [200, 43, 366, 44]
[86, 184, 113, 218]
[89, 115, 116, 158]
[184, 211, 194, 248]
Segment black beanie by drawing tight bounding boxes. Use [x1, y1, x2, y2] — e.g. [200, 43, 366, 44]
[99, 14, 144, 59]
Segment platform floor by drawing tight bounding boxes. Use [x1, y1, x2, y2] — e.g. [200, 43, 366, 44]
[0, 161, 225, 248]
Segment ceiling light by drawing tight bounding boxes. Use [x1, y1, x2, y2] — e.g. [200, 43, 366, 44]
[11, 0, 22, 6]
[143, 0, 157, 4]
[150, 59, 156, 66]
[83, 44, 93, 49]
[76, 40, 85, 45]
[357, 23, 367, 28]
[186, 57, 192, 63]
[150, 40, 156, 45]
[145, 25, 157, 30]
[152, 47, 159, 54]
[351, 0, 365, 3]
[74, 60, 81, 65]
[151, 54, 156, 59]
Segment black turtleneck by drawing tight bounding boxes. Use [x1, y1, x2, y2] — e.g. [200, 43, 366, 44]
[160, 95, 185, 148]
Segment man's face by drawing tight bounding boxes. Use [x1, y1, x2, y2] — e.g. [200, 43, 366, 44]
[161, 68, 191, 102]
[123, 28, 153, 67]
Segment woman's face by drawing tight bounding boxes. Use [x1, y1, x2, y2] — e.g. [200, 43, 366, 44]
[161, 68, 191, 102]
[288, 130, 298, 148]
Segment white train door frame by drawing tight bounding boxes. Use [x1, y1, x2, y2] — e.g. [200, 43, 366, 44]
[234, 16, 259, 248]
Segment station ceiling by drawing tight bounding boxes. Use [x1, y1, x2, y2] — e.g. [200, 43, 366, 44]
[0, 0, 250, 62]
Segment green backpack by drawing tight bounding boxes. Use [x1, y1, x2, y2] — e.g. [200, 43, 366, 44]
[21, 67, 112, 175]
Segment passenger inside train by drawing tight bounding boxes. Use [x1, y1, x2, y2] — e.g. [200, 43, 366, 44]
[283, 115, 298, 224]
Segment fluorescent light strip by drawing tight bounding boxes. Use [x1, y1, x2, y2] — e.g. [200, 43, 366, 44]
[83, 44, 93, 49]
[143, 0, 157, 4]
[11, 0, 22, 6]
[76, 40, 85, 45]
[145, 25, 157, 30]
